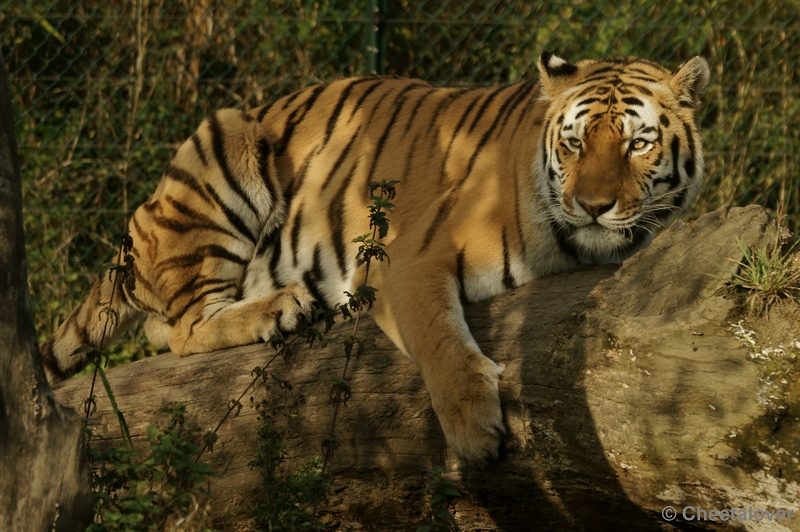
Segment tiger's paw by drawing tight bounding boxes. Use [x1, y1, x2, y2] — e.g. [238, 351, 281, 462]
[260, 281, 317, 342]
[429, 353, 506, 463]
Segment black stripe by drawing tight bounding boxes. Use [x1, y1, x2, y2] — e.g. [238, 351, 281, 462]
[468, 85, 506, 133]
[625, 109, 639, 118]
[574, 109, 589, 120]
[285, 148, 317, 204]
[626, 84, 653, 96]
[622, 97, 644, 106]
[368, 84, 425, 179]
[424, 85, 533, 248]
[464, 84, 535, 178]
[571, 74, 622, 89]
[653, 136, 682, 190]
[132, 215, 152, 247]
[540, 120, 551, 168]
[548, 218, 579, 262]
[257, 139, 279, 206]
[126, 261, 161, 314]
[365, 86, 395, 125]
[576, 84, 608, 98]
[439, 92, 485, 182]
[323, 77, 377, 149]
[577, 97, 600, 106]
[329, 159, 358, 277]
[501, 228, 516, 290]
[163, 165, 213, 205]
[348, 80, 385, 123]
[659, 114, 670, 127]
[302, 246, 327, 306]
[207, 111, 260, 216]
[628, 75, 658, 83]
[510, 84, 541, 139]
[419, 196, 455, 253]
[281, 90, 304, 111]
[404, 89, 437, 134]
[495, 80, 537, 135]
[204, 184, 257, 243]
[166, 274, 223, 311]
[268, 232, 285, 288]
[322, 126, 361, 191]
[256, 227, 279, 256]
[158, 244, 248, 271]
[588, 66, 617, 76]
[683, 121, 696, 178]
[169, 281, 239, 320]
[275, 84, 328, 156]
[456, 249, 467, 302]
[402, 134, 420, 187]
[512, 172, 527, 256]
[39, 338, 67, 381]
[427, 88, 471, 134]
[191, 133, 208, 166]
[257, 101, 275, 122]
[155, 196, 239, 239]
[290, 203, 304, 267]
[453, 92, 486, 138]
[652, 151, 663, 168]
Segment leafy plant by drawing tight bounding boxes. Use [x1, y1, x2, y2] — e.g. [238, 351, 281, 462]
[416, 468, 462, 532]
[249, 393, 329, 532]
[85, 403, 217, 532]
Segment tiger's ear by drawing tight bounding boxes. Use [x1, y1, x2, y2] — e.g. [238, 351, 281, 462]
[670, 57, 710, 109]
[538, 51, 579, 99]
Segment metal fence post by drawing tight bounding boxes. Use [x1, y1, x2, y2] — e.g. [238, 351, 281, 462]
[365, 0, 386, 75]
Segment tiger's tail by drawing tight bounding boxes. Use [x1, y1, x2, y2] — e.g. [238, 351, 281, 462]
[40, 266, 141, 383]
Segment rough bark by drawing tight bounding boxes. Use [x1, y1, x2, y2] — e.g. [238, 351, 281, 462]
[53, 205, 800, 531]
[0, 52, 93, 530]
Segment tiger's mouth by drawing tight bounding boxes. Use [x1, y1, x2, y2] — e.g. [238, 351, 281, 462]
[559, 218, 655, 262]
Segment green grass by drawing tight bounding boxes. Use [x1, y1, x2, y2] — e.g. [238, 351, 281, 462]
[716, 236, 800, 315]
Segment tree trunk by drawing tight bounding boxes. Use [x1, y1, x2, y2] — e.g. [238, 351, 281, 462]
[0, 52, 94, 531]
[52, 205, 800, 531]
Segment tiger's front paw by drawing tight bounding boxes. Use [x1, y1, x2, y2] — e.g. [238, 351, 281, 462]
[429, 353, 505, 462]
[260, 281, 317, 342]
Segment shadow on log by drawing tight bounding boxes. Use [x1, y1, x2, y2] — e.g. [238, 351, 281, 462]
[53, 205, 800, 531]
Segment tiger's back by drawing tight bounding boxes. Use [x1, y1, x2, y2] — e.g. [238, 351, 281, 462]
[42, 53, 709, 461]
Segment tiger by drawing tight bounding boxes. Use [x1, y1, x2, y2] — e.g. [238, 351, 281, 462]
[41, 52, 710, 462]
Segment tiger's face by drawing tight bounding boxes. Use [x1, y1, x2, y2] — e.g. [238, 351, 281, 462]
[536, 53, 710, 264]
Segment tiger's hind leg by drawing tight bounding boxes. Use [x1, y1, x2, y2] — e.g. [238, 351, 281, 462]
[166, 281, 316, 356]
[40, 270, 142, 383]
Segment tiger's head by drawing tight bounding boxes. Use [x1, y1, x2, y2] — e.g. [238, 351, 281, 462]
[536, 52, 710, 264]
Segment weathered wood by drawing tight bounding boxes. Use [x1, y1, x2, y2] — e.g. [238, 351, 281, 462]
[53, 205, 800, 531]
[0, 50, 93, 531]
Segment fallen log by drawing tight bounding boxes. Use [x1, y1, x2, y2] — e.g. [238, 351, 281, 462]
[54, 205, 800, 531]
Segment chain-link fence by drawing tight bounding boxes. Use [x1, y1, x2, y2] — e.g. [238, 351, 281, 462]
[2, 0, 799, 346]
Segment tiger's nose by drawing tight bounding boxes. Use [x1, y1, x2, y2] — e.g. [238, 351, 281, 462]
[576, 198, 616, 219]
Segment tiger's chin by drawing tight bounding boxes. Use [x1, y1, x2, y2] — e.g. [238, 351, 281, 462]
[568, 222, 655, 265]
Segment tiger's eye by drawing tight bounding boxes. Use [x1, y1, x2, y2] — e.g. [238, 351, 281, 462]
[568, 138, 582, 148]
[631, 138, 649, 150]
